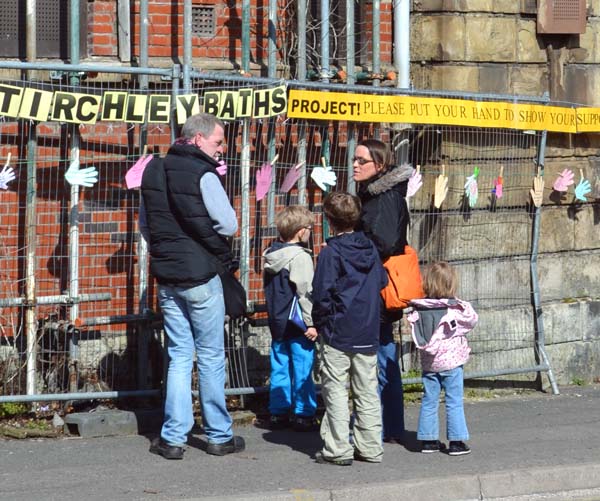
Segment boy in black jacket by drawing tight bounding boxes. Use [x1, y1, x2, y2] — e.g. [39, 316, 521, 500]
[312, 192, 388, 466]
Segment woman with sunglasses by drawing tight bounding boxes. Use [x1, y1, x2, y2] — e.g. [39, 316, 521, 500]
[352, 138, 415, 445]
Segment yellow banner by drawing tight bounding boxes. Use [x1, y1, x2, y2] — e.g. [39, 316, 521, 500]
[0, 84, 287, 124]
[288, 89, 584, 133]
[575, 107, 600, 133]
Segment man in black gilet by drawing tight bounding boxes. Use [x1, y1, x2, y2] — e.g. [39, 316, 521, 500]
[141, 113, 244, 460]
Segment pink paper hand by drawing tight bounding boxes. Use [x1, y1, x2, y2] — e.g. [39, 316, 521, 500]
[216, 159, 227, 176]
[552, 169, 575, 192]
[255, 161, 273, 201]
[279, 161, 304, 193]
[493, 176, 503, 198]
[125, 154, 153, 189]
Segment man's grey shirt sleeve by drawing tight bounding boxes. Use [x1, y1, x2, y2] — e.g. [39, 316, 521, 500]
[200, 172, 238, 236]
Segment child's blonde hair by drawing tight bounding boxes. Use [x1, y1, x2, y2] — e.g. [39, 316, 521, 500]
[423, 261, 458, 299]
[275, 205, 315, 242]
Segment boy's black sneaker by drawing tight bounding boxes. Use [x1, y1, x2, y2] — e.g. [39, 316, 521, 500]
[149, 437, 184, 460]
[421, 440, 446, 453]
[315, 451, 353, 466]
[293, 415, 319, 432]
[269, 414, 290, 430]
[448, 441, 471, 456]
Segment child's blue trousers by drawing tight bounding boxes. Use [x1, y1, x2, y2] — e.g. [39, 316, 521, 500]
[268, 336, 317, 417]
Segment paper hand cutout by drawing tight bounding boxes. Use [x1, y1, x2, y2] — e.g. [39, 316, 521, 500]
[552, 168, 575, 192]
[407, 166, 423, 198]
[256, 154, 277, 202]
[279, 161, 305, 193]
[530, 172, 544, 207]
[65, 150, 98, 188]
[125, 154, 153, 189]
[216, 159, 227, 176]
[464, 166, 480, 207]
[310, 158, 337, 191]
[0, 154, 15, 190]
[434, 166, 448, 209]
[492, 165, 504, 199]
[574, 170, 592, 202]
[492, 176, 503, 198]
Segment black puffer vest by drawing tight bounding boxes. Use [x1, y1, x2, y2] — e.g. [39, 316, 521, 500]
[141, 143, 233, 287]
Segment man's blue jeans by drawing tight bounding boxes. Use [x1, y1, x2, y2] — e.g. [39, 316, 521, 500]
[269, 336, 317, 417]
[378, 321, 404, 440]
[158, 275, 233, 447]
[417, 366, 469, 442]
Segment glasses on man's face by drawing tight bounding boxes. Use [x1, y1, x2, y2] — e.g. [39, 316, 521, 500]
[352, 156, 374, 165]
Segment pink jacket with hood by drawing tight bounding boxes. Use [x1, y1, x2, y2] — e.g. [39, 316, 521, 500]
[407, 298, 478, 373]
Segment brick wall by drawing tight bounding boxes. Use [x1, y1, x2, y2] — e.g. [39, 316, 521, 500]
[85, 1, 393, 72]
[88, 0, 119, 58]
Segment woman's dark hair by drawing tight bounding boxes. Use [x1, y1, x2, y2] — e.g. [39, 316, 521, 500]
[357, 139, 394, 171]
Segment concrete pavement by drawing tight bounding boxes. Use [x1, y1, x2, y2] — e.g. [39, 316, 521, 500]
[1, 385, 600, 501]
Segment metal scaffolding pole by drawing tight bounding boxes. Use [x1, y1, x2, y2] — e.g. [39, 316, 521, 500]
[240, 0, 252, 296]
[68, 0, 82, 394]
[296, 0, 308, 206]
[346, 0, 356, 194]
[24, 0, 38, 398]
[266, 0, 278, 225]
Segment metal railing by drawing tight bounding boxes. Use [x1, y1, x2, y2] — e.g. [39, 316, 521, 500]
[0, 62, 562, 404]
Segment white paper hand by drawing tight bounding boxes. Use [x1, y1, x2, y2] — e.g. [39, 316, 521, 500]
[310, 165, 337, 191]
[407, 168, 423, 198]
[65, 151, 99, 188]
[0, 164, 15, 190]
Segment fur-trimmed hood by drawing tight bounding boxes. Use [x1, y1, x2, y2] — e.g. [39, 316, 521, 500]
[364, 163, 414, 196]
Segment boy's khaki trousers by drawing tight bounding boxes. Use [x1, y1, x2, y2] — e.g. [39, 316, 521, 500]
[319, 343, 384, 462]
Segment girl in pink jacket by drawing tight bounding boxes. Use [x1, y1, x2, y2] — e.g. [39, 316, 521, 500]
[407, 261, 478, 456]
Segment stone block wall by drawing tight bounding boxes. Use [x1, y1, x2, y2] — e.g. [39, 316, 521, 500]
[410, 1, 600, 385]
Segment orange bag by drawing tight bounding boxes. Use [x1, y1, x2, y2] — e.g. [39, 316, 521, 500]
[380, 245, 425, 310]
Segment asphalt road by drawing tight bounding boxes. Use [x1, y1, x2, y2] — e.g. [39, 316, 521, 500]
[2, 385, 600, 500]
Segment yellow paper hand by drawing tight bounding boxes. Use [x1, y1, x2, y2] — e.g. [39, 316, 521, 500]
[530, 175, 544, 207]
[434, 173, 448, 209]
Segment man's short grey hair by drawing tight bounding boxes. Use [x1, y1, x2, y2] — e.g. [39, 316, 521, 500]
[181, 113, 225, 139]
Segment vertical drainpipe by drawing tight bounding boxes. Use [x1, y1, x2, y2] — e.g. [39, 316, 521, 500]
[346, 0, 356, 194]
[372, 0, 381, 87]
[183, 0, 191, 93]
[68, 0, 81, 393]
[296, 0, 308, 206]
[393, 0, 410, 167]
[240, 0, 251, 295]
[25, 0, 38, 397]
[394, 0, 410, 89]
[265, 0, 277, 225]
[320, 0, 331, 238]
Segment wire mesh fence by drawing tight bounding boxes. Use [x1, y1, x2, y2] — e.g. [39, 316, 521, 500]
[0, 64, 555, 404]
